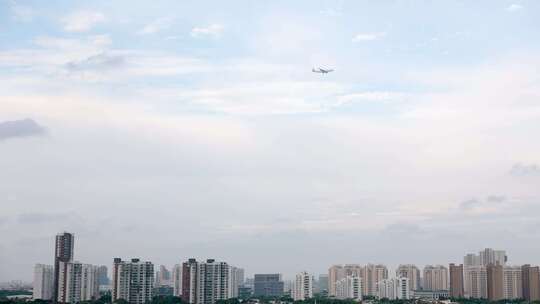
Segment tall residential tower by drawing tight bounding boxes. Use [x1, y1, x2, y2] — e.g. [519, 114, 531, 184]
[33, 264, 54, 300]
[112, 258, 154, 304]
[53, 232, 74, 303]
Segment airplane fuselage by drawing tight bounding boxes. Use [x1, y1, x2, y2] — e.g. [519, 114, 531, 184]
[312, 68, 333, 74]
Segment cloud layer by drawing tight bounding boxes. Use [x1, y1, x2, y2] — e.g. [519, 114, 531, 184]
[0, 119, 46, 141]
[191, 24, 224, 38]
[62, 11, 105, 32]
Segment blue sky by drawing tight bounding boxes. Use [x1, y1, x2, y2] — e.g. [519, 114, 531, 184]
[1, 0, 540, 281]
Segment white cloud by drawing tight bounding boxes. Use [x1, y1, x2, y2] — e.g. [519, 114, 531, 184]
[336, 92, 407, 107]
[506, 4, 523, 11]
[88, 34, 112, 47]
[11, 5, 35, 22]
[32, 35, 110, 51]
[509, 163, 540, 177]
[0, 35, 113, 78]
[138, 80, 345, 115]
[320, 8, 342, 17]
[190, 24, 224, 38]
[352, 32, 386, 42]
[138, 17, 175, 35]
[62, 10, 105, 32]
[255, 18, 322, 57]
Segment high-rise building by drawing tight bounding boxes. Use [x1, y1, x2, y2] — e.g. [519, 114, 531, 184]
[197, 259, 230, 304]
[237, 269, 245, 287]
[463, 247, 507, 298]
[318, 274, 328, 295]
[344, 265, 362, 277]
[112, 258, 154, 304]
[335, 276, 362, 301]
[244, 277, 254, 290]
[463, 253, 479, 298]
[396, 265, 421, 291]
[487, 263, 504, 301]
[181, 259, 198, 303]
[180, 259, 231, 304]
[503, 266, 522, 299]
[464, 254, 481, 267]
[228, 266, 244, 298]
[33, 264, 54, 300]
[362, 264, 388, 297]
[97, 266, 109, 286]
[422, 265, 448, 291]
[283, 279, 294, 296]
[57, 262, 99, 303]
[293, 272, 313, 301]
[156, 265, 172, 287]
[172, 264, 182, 297]
[521, 264, 540, 301]
[449, 263, 464, 298]
[53, 232, 75, 303]
[480, 248, 507, 266]
[377, 278, 410, 300]
[465, 266, 487, 299]
[328, 265, 344, 297]
[253, 274, 284, 297]
[329, 264, 382, 297]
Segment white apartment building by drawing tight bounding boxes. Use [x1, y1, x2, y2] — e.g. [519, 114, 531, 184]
[377, 277, 410, 300]
[422, 265, 449, 291]
[181, 259, 233, 304]
[112, 258, 154, 304]
[335, 275, 362, 301]
[283, 280, 294, 295]
[172, 264, 182, 297]
[57, 261, 99, 303]
[228, 266, 244, 298]
[329, 264, 387, 297]
[196, 260, 229, 304]
[396, 265, 421, 291]
[294, 271, 313, 301]
[33, 264, 54, 300]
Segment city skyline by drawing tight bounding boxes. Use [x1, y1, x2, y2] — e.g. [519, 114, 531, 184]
[7, 231, 537, 282]
[10, 231, 540, 303]
[2, 0, 540, 285]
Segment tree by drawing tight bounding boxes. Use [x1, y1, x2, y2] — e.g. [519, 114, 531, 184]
[149, 296, 184, 304]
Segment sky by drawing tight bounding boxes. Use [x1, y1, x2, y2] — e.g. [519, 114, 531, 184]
[1, 0, 540, 282]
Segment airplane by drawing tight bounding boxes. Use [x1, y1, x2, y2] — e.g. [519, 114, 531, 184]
[312, 67, 334, 74]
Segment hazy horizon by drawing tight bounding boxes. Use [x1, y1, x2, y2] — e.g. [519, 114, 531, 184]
[1, 0, 540, 282]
